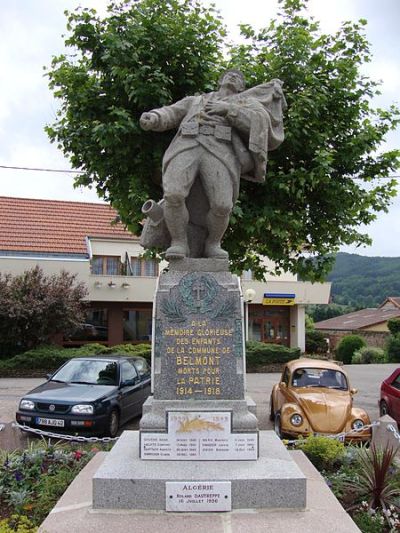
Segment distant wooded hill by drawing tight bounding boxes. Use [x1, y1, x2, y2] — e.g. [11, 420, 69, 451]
[327, 252, 400, 308]
[306, 252, 400, 323]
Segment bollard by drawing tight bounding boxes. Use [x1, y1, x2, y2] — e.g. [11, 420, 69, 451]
[372, 415, 400, 452]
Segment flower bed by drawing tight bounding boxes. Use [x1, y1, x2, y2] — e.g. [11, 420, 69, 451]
[294, 436, 400, 532]
[0, 440, 112, 532]
[1, 435, 399, 532]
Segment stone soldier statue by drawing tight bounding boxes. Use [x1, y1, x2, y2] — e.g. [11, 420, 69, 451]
[140, 69, 286, 260]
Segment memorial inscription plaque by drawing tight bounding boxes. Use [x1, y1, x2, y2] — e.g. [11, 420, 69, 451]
[141, 411, 258, 460]
[166, 481, 232, 512]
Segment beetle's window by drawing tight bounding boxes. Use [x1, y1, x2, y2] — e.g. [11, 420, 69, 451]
[291, 368, 348, 389]
[282, 367, 290, 385]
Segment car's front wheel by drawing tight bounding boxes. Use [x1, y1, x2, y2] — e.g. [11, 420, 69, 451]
[269, 398, 275, 421]
[107, 408, 120, 438]
[274, 412, 282, 438]
[380, 400, 389, 417]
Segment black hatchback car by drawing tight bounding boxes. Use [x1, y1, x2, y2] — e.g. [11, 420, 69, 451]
[16, 356, 151, 437]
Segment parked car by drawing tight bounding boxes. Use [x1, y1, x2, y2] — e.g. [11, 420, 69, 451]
[270, 359, 371, 442]
[16, 355, 151, 438]
[380, 367, 400, 425]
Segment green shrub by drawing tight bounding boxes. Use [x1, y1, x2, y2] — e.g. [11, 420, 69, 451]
[351, 351, 362, 364]
[0, 343, 151, 373]
[387, 317, 400, 336]
[245, 341, 300, 367]
[336, 335, 367, 364]
[386, 335, 400, 363]
[101, 343, 151, 361]
[305, 330, 328, 354]
[0, 515, 37, 533]
[297, 435, 345, 471]
[352, 346, 385, 364]
[352, 510, 385, 533]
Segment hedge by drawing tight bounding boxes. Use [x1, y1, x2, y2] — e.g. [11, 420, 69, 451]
[0, 341, 301, 376]
[245, 341, 301, 368]
[0, 343, 151, 375]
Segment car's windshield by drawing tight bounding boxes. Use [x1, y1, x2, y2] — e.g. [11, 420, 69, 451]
[291, 368, 348, 390]
[51, 360, 118, 386]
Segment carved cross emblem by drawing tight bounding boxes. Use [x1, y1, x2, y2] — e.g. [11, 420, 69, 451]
[192, 280, 206, 308]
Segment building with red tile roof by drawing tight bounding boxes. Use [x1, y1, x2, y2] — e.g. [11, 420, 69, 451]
[0, 196, 136, 256]
[0, 196, 330, 350]
[315, 298, 400, 351]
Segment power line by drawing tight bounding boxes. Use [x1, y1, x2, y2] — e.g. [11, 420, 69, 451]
[0, 164, 399, 179]
[0, 165, 84, 174]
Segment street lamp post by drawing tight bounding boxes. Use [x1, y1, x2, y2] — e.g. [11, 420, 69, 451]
[244, 288, 256, 342]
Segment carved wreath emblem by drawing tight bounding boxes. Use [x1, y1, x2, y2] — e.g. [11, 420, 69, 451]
[161, 273, 236, 321]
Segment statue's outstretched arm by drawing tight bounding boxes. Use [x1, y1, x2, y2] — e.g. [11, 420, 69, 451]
[140, 96, 194, 132]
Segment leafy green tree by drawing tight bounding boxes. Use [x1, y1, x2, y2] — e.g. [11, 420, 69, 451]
[387, 317, 400, 336]
[0, 267, 88, 355]
[305, 329, 328, 354]
[386, 335, 400, 363]
[46, 0, 400, 280]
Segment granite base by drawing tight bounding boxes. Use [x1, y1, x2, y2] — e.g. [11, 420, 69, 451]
[92, 430, 306, 510]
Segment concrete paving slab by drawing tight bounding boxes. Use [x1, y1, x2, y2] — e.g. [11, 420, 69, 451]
[39, 448, 360, 532]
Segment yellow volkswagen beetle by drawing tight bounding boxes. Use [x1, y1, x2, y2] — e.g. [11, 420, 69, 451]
[270, 359, 371, 442]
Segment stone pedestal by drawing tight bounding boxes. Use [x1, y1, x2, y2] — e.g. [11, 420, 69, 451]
[140, 260, 258, 440]
[92, 259, 307, 511]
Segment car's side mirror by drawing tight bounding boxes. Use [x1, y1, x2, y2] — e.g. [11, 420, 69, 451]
[121, 377, 139, 388]
[46, 373, 53, 380]
[350, 388, 358, 395]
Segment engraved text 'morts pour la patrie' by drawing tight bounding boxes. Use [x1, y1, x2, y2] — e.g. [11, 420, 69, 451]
[155, 271, 244, 401]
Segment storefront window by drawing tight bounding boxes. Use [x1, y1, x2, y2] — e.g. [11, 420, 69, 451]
[69, 309, 108, 341]
[123, 309, 152, 341]
[248, 305, 290, 346]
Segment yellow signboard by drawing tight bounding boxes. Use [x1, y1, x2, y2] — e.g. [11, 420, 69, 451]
[262, 298, 295, 306]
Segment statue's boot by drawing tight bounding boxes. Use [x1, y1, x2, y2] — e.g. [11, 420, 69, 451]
[165, 242, 188, 259]
[164, 196, 189, 259]
[204, 209, 230, 259]
[204, 242, 229, 259]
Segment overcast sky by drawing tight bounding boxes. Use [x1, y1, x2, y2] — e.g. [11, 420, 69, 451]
[0, 0, 399, 256]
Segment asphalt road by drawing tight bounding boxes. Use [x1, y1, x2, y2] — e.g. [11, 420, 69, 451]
[0, 363, 398, 450]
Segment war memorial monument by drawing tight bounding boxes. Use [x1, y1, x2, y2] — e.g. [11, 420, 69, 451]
[92, 70, 307, 512]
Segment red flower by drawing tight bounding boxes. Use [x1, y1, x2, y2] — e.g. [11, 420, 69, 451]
[74, 450, 83, 460]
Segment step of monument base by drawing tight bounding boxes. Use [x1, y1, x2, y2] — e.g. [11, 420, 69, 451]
[92, 430, 306, 510]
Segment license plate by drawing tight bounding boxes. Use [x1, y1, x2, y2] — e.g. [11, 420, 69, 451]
[315, 432, 345, 442]
[36, 417, 65, 427]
